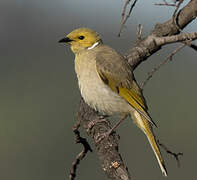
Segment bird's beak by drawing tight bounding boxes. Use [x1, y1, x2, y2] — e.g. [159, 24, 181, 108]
[58, 37, 73, 43]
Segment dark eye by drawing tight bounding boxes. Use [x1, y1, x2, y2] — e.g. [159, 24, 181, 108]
[78, 36, 85, 40]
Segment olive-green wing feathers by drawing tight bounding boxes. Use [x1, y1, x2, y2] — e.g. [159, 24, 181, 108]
[95, 46, 156, 126]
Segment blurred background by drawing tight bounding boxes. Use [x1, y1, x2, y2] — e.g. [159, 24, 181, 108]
[0, 0, 197, 179]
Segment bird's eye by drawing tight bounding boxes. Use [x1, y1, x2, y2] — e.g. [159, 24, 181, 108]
[78, 36, 85, 40]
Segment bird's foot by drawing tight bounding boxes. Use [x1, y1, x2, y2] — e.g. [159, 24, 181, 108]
[87, 116, 110, 132]
[95, 129, 114, 143]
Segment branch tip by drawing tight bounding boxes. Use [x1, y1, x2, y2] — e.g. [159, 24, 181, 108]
[158, 140, 183, 167]
[69, 121, 92, 180]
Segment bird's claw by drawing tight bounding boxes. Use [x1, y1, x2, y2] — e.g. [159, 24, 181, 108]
[95, 130, 113, 143]
[87, 117, 110, 132]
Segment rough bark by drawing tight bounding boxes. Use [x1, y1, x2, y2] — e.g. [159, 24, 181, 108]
[77, 99, 131, 180]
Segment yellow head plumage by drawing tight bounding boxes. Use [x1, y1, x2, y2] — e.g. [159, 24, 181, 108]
[59, 28, 102, 53]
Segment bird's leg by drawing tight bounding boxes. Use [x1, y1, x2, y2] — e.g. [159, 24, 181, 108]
[96, 114, 128, 143]
[108, 114, 128, 134]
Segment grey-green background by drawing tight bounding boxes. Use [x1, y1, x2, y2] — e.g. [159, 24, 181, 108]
[1, 0, 197, 179]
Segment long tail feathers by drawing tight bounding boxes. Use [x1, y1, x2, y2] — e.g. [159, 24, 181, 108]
[131, 111, 168, 177]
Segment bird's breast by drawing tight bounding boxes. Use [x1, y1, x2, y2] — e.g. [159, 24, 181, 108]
[74, 52, 131, 115]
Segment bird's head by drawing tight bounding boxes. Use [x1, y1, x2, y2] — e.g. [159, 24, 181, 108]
[59, 28, 102, 54]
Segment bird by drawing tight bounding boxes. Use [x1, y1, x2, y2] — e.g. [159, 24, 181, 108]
[59, 27, 167, 176]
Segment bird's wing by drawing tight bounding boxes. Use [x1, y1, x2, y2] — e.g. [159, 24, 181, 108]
[95, 46, 156, 126]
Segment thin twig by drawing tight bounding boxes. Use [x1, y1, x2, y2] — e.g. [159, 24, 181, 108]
[158, 140, 183, 167]
[69, 121, 92, 180]
[155, 0, 178, 7]
[118, 0, 138, 36]
[120, 0, 130, 27]
[141, 43, 186, 89]
[137, 24, 143, 41]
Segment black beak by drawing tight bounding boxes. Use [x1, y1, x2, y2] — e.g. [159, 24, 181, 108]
[58, 37, 73, 43]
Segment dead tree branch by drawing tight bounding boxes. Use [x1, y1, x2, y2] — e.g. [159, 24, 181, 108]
[75, 0, 197, 179]
[69, 121, 92, 180]
[158, 140, 183, 167]
[77, 98, 131, 180]
[155, 0, 178, 7]
[119, 0, 138, 36]
[141, 43, 186, 89]
[126, 0, 197, 68]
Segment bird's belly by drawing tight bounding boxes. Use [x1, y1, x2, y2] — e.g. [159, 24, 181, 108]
[77, 69, 131, 115]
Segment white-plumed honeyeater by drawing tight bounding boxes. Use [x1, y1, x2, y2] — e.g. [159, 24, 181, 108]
[59, 27, 167, 176]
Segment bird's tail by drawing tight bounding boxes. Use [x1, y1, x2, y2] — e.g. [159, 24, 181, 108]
[130, 110, 168, 177]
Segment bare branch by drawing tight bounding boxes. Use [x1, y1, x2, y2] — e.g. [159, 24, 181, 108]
[182, 40, 197, 51]
[126, 32, 197, 69]
[173, 0, 184, 32]
[141, 43, 186, 89]
[127, 0, 197, 68]
[118, 0, 138, 36]
[77, 98, 132, 180]
[154, 32, 197, 46]
[136, 24, 143, 40]
[120, 0, 131, 25]
[158, 140, 183, 167]
[173, 0, 183, 16]
[188, 43, 197, 51]
[69, 121, 92, 180]
[155, 0, 178, 6]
